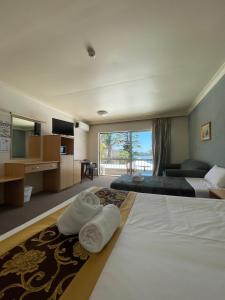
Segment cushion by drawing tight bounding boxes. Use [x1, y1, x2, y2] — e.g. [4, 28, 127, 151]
[204, 165, 225, 188]
[181, 159, 209, 171]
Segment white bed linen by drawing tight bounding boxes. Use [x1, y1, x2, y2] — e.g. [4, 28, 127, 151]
[90, 193, 225, 300]
[185, 177, 212, 198]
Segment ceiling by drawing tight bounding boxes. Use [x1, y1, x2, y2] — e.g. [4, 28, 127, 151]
[0, 0, 225, 124]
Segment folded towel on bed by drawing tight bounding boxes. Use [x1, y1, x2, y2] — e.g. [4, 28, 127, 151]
[132, 174, 144, 182]
[79, 204, 121, 253]
[57, 191, 103, 235]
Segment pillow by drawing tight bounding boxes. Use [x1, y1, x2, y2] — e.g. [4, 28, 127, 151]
[204, 165, 225, 188]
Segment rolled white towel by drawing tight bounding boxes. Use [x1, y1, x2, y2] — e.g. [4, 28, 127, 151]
[57, 191, 102, 235]
[79, 204, 121, 253]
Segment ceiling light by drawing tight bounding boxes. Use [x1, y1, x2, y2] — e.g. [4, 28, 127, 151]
[97, 110, 108, 116]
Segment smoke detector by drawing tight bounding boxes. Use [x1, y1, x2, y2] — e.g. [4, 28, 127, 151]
[86, 44, 96, 58]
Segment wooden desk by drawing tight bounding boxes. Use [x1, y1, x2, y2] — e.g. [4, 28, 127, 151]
[4, 160, 60, 207]
[209, 189, 225, 199]
[0, 176, 24, 207]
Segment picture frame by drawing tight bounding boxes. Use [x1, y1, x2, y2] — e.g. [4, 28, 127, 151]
[200, 122, 211, 141]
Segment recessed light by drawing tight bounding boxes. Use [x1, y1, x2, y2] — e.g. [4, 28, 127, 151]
[97, 110, 108, 116]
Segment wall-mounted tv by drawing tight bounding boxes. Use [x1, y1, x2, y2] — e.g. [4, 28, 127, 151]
[52, 118, 74, 136]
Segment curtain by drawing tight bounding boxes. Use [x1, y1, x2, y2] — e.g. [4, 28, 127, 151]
[152, 118, 171, 176]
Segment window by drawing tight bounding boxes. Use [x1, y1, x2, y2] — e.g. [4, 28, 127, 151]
[99, 131, 152, 176]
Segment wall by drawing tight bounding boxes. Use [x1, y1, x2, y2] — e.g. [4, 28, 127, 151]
[170, 117, 189, 163]
[74, 127, 88, 160]
[0, 82, 74, 173]
[87, 117, 189, 165]
[189, 75, 225, 167]
[0, 82, 86, 198]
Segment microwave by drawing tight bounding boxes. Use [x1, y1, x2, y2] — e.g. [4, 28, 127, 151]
[60, 145, 66, 154]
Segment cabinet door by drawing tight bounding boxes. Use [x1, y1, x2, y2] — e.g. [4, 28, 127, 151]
[74, 161, 81, 184]
[60, 155, 74, 189]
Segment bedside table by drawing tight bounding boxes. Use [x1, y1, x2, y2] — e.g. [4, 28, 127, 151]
[209, 189, 225, 199]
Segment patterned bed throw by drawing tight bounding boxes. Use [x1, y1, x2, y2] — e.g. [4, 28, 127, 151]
[0, 188, 129, 300]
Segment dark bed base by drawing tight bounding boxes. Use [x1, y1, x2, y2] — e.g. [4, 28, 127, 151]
[110, 175, 195, 197]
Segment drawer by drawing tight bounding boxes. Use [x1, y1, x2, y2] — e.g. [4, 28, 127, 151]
[25, 163, 58, 173]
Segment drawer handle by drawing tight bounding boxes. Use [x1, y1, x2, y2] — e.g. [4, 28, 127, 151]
[32, 166, 39, 170]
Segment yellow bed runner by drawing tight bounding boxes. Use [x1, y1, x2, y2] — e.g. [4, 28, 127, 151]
[0, 187, 136, 300]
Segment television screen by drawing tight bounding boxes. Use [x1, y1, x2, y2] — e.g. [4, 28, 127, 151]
[52, 118, 74, 136]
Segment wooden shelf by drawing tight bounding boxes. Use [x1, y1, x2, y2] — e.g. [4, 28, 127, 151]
[61, 136, 74, 155]
[209, 189, 225, 199]
[0, 176, 23, 184]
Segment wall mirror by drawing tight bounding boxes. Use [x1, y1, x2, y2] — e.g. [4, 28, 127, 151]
[11, 115, 41, 159]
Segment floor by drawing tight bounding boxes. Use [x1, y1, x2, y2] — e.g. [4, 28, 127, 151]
[0, 176, 115, 236]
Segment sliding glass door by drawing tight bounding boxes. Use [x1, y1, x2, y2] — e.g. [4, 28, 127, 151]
[99, 130, 152, 176]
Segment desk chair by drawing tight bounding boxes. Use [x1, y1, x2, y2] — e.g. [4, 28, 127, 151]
[85, 163, 98, 180]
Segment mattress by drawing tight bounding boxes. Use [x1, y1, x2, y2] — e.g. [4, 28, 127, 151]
[90, 193, 225, 300]
[111, 174, 195, 197]
[185, 177, 212, 198]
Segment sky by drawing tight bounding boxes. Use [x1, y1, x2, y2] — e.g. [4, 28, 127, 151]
[100, 130, 152, 157]
[132, 131, 152, 153]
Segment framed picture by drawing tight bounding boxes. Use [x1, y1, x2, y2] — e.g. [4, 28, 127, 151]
[200, 122, 211, 141]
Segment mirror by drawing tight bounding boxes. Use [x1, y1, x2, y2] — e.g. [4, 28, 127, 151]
[11, 115, 41, 159]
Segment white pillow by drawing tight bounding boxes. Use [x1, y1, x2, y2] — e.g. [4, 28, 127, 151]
[204, 165, 225, 188]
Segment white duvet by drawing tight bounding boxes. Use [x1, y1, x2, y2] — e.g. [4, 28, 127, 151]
[90, 193, 225, 300]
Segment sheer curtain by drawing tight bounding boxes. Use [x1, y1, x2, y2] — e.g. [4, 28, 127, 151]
[152, 118, 171, 176]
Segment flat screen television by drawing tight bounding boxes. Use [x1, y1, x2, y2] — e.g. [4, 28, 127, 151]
[52, 118, 74, 136]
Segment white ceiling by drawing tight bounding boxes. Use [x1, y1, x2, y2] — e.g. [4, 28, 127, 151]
[0, 0, 225, 124]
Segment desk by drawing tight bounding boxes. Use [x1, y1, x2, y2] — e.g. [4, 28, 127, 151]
[0, 176, 24, 207]
[5, 160, 59, 207]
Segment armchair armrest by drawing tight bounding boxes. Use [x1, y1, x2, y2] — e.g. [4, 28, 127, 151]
[164, 169, 208, 178]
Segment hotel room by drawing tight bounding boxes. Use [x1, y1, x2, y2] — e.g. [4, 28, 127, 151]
[0, 1, 225, 299]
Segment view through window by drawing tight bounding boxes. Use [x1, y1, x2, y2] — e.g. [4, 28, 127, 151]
[99, 131, 152, 176]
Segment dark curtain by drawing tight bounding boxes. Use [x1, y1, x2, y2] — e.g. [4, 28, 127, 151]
[152, 118, 171, 176]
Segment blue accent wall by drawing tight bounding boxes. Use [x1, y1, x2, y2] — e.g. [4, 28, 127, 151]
[189, 75, 225, 167]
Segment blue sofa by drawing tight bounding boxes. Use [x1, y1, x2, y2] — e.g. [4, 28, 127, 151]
[164, 159, 210, 178]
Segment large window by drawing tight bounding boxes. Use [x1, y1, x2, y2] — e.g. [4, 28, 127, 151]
[99, 130, 152, 176]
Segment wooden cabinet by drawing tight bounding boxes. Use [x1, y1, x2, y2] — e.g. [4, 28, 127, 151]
[60, 155, 74, 189]
[28, 136, 42, 159]
[43, 135, 75, 190]
[74, 160, 81, 184]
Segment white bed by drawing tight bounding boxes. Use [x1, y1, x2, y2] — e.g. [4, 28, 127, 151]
[90, 193, 225, 300]
[185, 177, 213, 198]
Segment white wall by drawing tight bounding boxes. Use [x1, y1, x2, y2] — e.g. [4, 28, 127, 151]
[74, 127, 88, 160]
[0, 82, 88, 200]
[0, 82, 74, 174]
[87, 120, 152, 163]
[87, 117, 189, 165]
